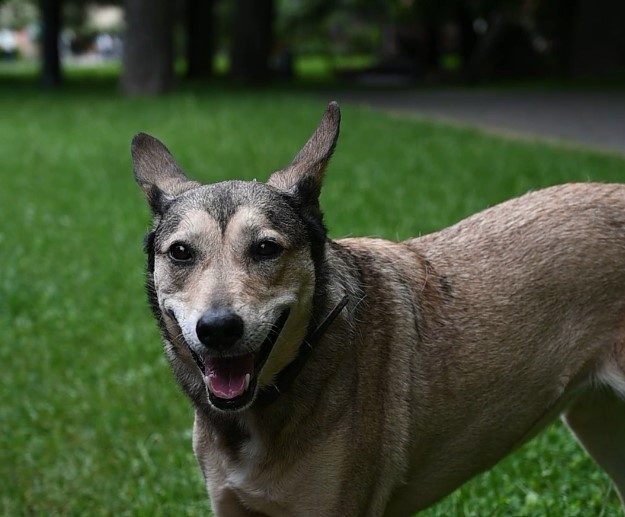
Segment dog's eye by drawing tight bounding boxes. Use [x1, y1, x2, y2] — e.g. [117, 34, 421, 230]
[168, 242, 193, 263]
[252, 240, 283, 260]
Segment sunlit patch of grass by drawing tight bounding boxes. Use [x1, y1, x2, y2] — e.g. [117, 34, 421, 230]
[1, 83, 624, 515]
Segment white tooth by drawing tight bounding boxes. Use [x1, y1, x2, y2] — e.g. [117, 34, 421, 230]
[244, 373, 251, 390]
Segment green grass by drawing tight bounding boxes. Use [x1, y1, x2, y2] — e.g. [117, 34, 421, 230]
[1, 81, 624, 516]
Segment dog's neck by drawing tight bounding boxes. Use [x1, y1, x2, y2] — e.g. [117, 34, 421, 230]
[254, 293, 349, 407]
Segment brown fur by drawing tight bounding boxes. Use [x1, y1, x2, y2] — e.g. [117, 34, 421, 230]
[132, 103, 625, 516]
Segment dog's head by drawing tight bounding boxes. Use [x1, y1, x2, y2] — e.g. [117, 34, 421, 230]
[132, 103, 340, 411]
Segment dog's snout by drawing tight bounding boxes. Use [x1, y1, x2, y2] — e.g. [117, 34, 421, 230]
[196, 309, 244, 351]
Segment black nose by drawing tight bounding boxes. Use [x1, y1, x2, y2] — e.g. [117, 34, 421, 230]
[196, 308, 244, 351]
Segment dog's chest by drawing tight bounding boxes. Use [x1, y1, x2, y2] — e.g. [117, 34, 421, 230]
[222, 437, 294, 515]
[215, 429, 343, 516]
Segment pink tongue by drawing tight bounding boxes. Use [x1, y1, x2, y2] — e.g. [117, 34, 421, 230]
[205, 354, 254, 400]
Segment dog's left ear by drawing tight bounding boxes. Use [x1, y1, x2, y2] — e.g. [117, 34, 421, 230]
[268, 102, 340, 209]
[131, 133, 200, 216]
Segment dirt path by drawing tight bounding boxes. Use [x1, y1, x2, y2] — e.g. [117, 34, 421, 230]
[335, 89, 625, 155]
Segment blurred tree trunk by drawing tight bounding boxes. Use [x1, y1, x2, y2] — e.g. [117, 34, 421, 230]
[556, 0, 578, 78]
[40, 0, 62, 88]
[121, 0, 175, 94]
[536, 0, 625, 79]
[535, 0, 578, 78]
[185, 0, 215, 79]
[569, 0, 625, 78]
[229, 0, 274, 82]
[419, 0, 441, 77]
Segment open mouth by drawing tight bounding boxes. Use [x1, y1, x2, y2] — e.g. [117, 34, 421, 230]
[188, 309, 290, 410]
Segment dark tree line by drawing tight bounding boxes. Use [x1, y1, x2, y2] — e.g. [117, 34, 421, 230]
[229, 0, 274, 83]
[39, 0, 62, 87]
[34, 0, 276, 93]
[26, 0, 625, 93]
[185, 0, 215, 80]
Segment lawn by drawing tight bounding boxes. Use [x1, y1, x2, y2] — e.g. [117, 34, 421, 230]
[1, 78, 624, 516]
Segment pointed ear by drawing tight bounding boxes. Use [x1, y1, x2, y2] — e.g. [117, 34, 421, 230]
[268, 102, 340, 204]
[131, 133, 200, 215]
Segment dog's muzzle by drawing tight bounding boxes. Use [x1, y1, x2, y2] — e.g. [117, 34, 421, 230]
[188, 309, 290, 411]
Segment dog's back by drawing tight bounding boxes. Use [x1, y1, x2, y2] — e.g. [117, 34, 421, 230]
[350, 182, 625, 513]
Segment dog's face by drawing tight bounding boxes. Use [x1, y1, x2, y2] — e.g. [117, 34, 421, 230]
[132, 103, 340, 411]
[150, 182, 317, 411]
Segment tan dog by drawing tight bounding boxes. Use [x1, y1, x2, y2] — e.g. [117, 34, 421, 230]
[132, 102, 625, 516]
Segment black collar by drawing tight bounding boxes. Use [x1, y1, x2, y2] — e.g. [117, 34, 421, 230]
[254, 294, 349, 407]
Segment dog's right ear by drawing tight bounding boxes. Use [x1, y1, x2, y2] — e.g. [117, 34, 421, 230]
[131, 133, 200, 216]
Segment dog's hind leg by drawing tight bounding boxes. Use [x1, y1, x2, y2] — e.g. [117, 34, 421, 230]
[563, 359, 625, 506]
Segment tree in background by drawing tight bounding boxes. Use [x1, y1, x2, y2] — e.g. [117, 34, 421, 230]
[39, 0, 61, 87]
[536, 0, 625, 79]
[229, 0, 274, 82]
[3, 0, 625, 92]
[120, 0, 174, 94]
[185, 0, 215, 79]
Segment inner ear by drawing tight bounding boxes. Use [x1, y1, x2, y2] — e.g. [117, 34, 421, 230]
[268, 102, 340, 202]
[131, 132, 200, 214]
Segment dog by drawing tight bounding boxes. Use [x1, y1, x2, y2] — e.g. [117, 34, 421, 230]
[132, 102, 625, 516]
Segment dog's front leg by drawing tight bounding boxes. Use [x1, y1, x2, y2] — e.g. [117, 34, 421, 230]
[211, 488, 269, 517]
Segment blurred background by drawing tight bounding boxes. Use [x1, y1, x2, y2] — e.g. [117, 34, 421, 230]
[1, 0, 624, 91]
